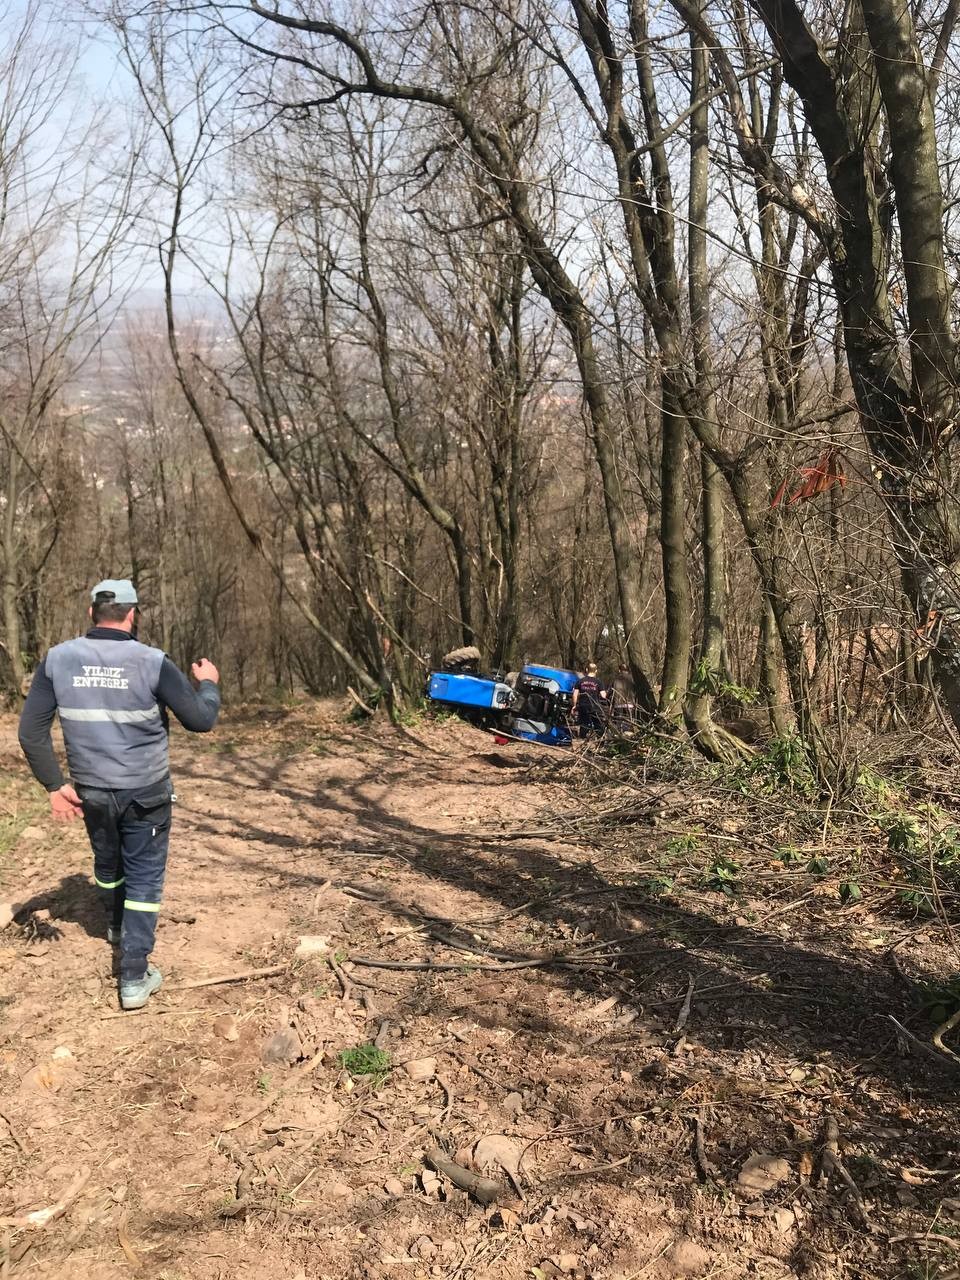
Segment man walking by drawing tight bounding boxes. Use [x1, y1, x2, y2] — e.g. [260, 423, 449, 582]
[18, 580, 220, 1009]
[572, 662, 608, 739]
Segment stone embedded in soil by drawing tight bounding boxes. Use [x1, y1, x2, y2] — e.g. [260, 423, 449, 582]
[294, 934, 330, 958]
[403, 1056, 437, 1082]
[667, 1239, 712, 1275]
[214, 1014, 240, 1042]
[19, 826, 44, 841]
[260, 1026, 303, 1065]
[737, 1152, 791, 1198]
[771, 1207, 796, 1233]
[384, 1177, 405, 1197]
[0, 902, 20, 930]
[554, 1253, 579, 1273]
[474, 1134, 522, 1176]
[21, 1047, 76, 1093]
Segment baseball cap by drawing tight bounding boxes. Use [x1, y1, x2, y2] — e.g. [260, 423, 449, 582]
[90, 578, 139, 605]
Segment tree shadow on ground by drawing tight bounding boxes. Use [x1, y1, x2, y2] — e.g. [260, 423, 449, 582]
[186, 749, 960, 1108]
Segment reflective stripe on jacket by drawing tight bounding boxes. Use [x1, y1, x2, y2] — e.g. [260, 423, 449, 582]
[44, 636, 168, 788]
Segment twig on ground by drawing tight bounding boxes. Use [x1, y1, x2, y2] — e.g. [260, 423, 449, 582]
[889, 1233, 960, 1249]
[932, 1007, 960, 1062]
[117, 1212, 141, 1268]
[448, 1047, 513, 1092]
[329, 955, 353, 1001]
[0, 1166, 90, 1230]
[346, 686, 376, 717]
[100, 1007, 209, 1021]
[0, 1109, 28, 1155]
[692, 1115, 718, 1182]
[816, 1114, 839, 1187]
[554, 1154, 633, 1179]
[816, 1113, 873, 1231]
[348, 953, 610, 973]
[424, 1148, 503, 1205]
[889, 1016, 960, 1072]
[176, 965, 287, 991]
[374, 1019, 391, 1051]
[220, 1050, 325, 1133]
[437, 1074, 454, 1122]
[674, 974, 695, 1035]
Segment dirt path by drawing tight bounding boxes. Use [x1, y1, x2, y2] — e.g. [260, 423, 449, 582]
[1, 706, 959, 1279]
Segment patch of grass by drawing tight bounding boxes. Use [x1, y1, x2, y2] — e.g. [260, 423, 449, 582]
[879, 803, 960, 915]
[838, 879, 862, 904]
[642, 873, 675, 897]
[665, 831, 702, 855]
[338, 1043, 392, 1086]
[736, 732, 816, 797]
[855, 764, 901, 810]
[395, 700, 427, 728]
[257, 1073, 271, 1095]
[701, 853, 740, 895]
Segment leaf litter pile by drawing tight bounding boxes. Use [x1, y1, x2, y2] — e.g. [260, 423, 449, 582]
[1, 707, 960, 1279]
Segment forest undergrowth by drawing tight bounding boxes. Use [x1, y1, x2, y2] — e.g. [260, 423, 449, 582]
[2, 705, 960, 1280]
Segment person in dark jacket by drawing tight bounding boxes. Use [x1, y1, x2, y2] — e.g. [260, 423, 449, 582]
[572, 662, 608, 739]
[18, 579, 220, 1010]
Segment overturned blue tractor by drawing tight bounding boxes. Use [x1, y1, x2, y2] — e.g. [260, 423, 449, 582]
[426, 647, 577, 746]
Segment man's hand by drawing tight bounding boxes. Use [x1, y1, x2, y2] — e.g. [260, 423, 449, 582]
[191, 658, 220, 685]
[50, 784, 83, 822]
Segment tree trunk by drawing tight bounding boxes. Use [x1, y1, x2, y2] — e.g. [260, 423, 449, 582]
[1, 451, 26, 696]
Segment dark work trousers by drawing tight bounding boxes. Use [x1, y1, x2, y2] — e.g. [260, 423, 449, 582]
[578, 707, 606, 740]
[77, 780, 173, 981]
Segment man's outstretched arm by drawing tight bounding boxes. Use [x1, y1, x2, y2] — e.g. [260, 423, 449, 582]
[18, 661, 65, 791]
[18, 661, 84, 820]
[157, 657, 221, 731]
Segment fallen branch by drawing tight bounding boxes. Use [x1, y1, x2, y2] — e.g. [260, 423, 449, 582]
[0, 1109, 28, 1156]
[176, 964, 287, 991]
[932, 1007, 960, 1062]
[117, 1212, 141, 1269]
[816, 1113, 873, 1231]
[100, 1007, 209, 1021]
[554, 1154, 633, 1179]
[348, 953, 609, 973]
[346, 685, 376, 717]
[424, 1148, 503, 1205]
[220, 1050, 325, 1133]
[437, 1074, 454, 1123]
[692, 1115, 718, 1182]
[448, 1046, 516, 1093]
[674, 974, 695, 1035]
[888, 1016, 960, 1073]
[889, 1233, 960, 1249]
[329, 955, 353, 1001]
[0, 1166, 90, 1230]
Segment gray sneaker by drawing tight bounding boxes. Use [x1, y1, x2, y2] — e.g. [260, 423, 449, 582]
[120, 965, 163, 1010]
[107, 925, 121, 946]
